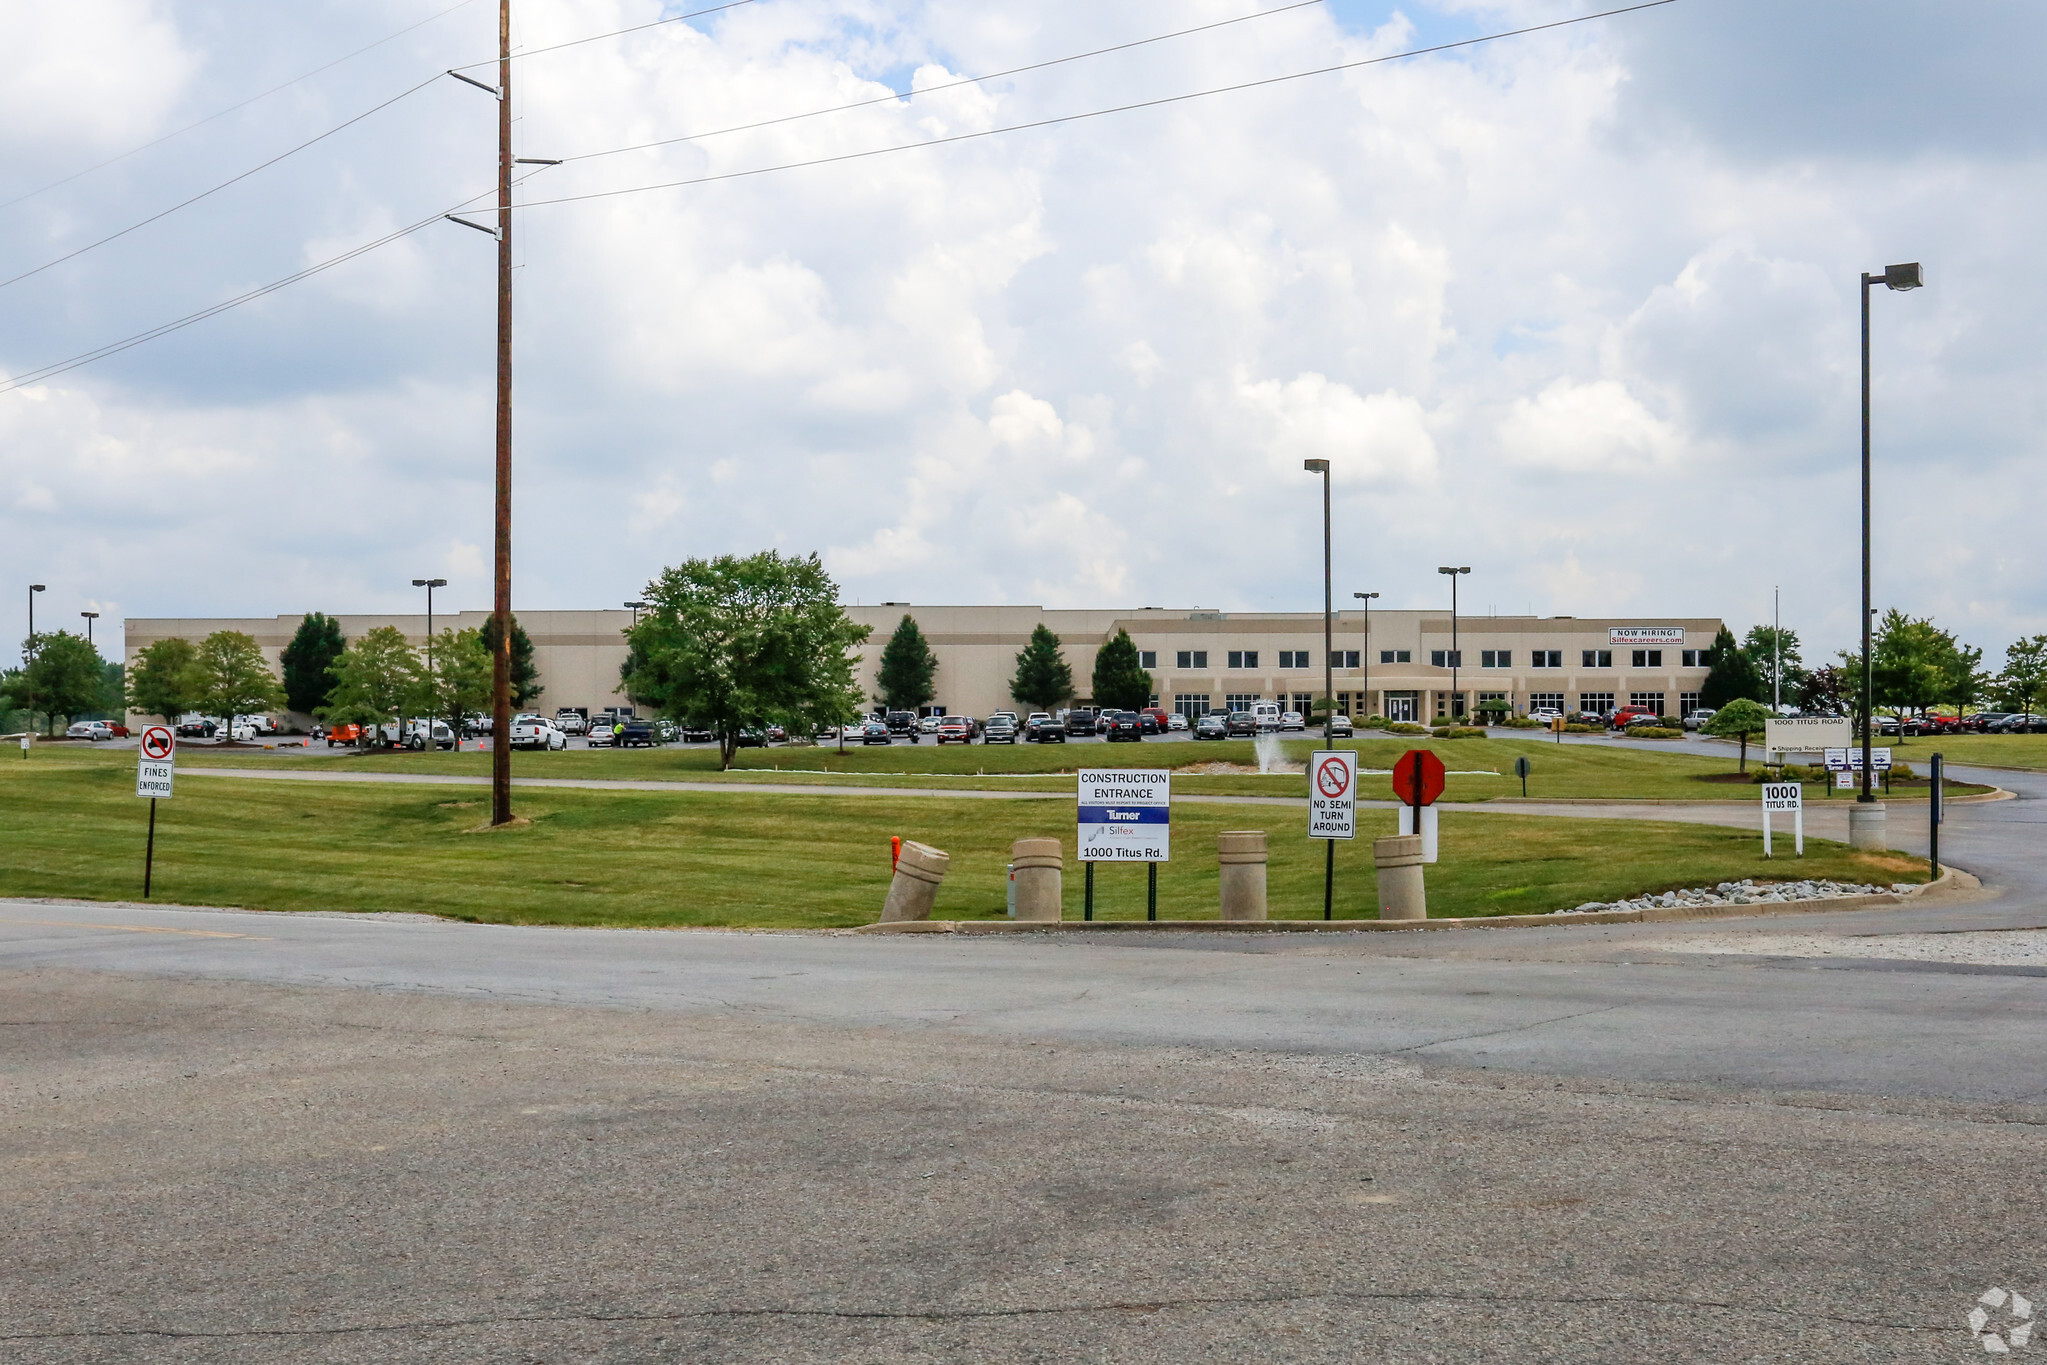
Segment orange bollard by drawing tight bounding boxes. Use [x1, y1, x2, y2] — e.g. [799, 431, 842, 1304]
[891, 835, 902, 870]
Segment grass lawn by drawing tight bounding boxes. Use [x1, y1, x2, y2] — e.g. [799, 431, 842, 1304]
[22, 734, 1984, 803]
[1865, 732, 2047, 774]
[0, 763, 1927, 928]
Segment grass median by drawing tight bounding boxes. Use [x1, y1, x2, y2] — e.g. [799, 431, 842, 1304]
[0, 762, 1927, 928]
[21, 734, 1985, 802]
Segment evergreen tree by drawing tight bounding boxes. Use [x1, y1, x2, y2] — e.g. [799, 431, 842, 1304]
[1699, 626, 1765, 709]
[279, 612, 346, 716]
[874, 615, 938, 713]
[1090, 628, 1153, 712]
[1008, 624, 1073, 713]
[125, 637, 205, 724]
[479, 613, 543, 707]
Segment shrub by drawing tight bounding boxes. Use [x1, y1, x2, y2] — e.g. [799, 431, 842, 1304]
[1388, 722, 1429, 735]
[1501, 716, 1543, 729]
[1441, 726, 1488, 739]
[1629, 726, 1684, 739]
[1562, 722, 1599, 734]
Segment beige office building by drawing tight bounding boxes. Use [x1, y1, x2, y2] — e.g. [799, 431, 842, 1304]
[127, 605, 1724, 726]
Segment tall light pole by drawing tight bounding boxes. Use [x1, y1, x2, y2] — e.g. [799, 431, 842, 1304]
[1303, 459, 1332, 739]
[1772, 586, 1780, 713]
[80, 611, 98, 647]
[1353, 591, 1378, 718]
[26, 584, 44, 661]
[625, 600, 646, 626]
[412, 577, 447, 657]
[1860, 261, 1922, 805]
[1437, 566, 1470, 721]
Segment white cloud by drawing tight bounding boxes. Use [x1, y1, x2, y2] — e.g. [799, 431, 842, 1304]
[1497, 378, 1680, 473]
[1232, 372, 1437, 487]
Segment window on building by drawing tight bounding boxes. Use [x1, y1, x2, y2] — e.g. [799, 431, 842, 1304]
[1630, 649, 1662, 668]
[1577, 691, 1616, 714]
[1172, 694, 1212, 718]
[1223, 692, 1261, 711]
[1429, 649, 1464, 668]
[1435, 693, 1467, 719]
[1278, 650, 1311, 668]
[1148, 694, 1160, 708]
[1139, 651, 1157, 669]
[1681, 648, 1706, 668]
[1338, 650, 1360, 669]
[1290, 693, 1314, 712]
[1630, 692, 1666, 714]
[1335, 692, 1353, 716]
[1176, 650, 1209, 670]
[1529, 692, 1564, 711]
[1480, 649, 1512, 668]
[1530, 650, 1562, 669]
[1582, 650, 1613, 668]
[1679, 691, 1700, 714]
[1227, 650, 1259, 669]
[1380, 649, 1411, 664]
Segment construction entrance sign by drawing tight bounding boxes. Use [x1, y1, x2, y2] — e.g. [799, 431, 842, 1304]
[1077, 769, 1170, 862]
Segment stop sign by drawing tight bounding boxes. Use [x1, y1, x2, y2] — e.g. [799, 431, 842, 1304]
[1390, 748, 1446, 807]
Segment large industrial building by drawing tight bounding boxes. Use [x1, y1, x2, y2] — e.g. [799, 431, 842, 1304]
[126, 605, 1725, 727]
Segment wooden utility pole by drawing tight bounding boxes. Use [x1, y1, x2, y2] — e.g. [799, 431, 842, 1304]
[489, 0, 515, 825]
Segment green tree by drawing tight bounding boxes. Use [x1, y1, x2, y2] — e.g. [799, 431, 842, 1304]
[874, 614, 938, 714]
[1702, 697, 1772, 773]
[1794, 664, 1852, 718]
[1994, 635, 2047, 713]
[318, 626, 420, 744]
[1090, 628, 1153, 712]
[1699, 626, 1765, 709]
[2, 631, 105, 733]
[1008, 624, 1073, 713]
[124, 637, 205, 725]
[623, 551, 871, 769]
[1870, 609, 1982, 716]
[193, 631, 285, 734]
[479, 613, 543, 707]
[279, 612, 346, 716]
[1742, 624, 1803, 705]
[412, 627, 492, 743]
[99, 661, 125, 717]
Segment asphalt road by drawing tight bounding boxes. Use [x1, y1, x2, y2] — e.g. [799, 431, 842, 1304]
[3, 762, 2043, 1361]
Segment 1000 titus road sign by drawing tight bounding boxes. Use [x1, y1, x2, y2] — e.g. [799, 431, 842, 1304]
[1077, 769, 1170, 862]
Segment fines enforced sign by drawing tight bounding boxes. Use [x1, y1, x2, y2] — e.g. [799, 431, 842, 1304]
[136, 725, 175, 799]
[1077, 768, 1169, 862]
[1308, 750, 1356, 840]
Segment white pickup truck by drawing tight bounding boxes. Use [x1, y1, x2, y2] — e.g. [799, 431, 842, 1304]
[509, 715, 566, 750]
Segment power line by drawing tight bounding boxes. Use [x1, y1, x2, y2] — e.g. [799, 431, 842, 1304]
[559, 0, 1326, 165]
[0, 73, 450, 293]
[520, 1, 1679, 213]
[449, 0, 758, 72]
[0, 0, 481, 214]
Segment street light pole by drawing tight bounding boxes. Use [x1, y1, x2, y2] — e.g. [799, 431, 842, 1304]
[1437, 566, 1470, 721]
[27, 584, 43, 660]
[490, 0, 515, 822]
[1860, 261, 1922, 803]
[1772, 586, 1780, 712]
[1353, 591, 1378, 718]
[80, 611, 98, 647]
[625, 600, 646, 627]
[1303, 460, 1332, 740]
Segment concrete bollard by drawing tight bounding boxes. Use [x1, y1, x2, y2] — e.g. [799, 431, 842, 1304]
[1374, 834, 1427, 920]
[1010, 838, 1064, 922]
[1217, 831, 1269, 921]
[1848, 802, 1887, 851]
[880, 841, 950, 922]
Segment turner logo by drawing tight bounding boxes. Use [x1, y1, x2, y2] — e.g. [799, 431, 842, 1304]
[1969, 1288, 2034, 1353]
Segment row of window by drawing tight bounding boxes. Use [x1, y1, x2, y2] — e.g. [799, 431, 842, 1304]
[1141, 647, 1711, 672]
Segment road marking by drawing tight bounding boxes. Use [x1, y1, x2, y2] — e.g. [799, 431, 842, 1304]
[0, 918, 269, 940]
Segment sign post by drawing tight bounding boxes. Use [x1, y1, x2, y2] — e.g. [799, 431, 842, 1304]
[1308, 750, 1356, 920]
[1761, 780, 1802, 858]
[1077, 768, 1171, 921]
[137, 726, 176, 896]
[1514, 754, 1531, 796]
[1929, 751, 1944, 878]
[1390, 748, 1446, 863]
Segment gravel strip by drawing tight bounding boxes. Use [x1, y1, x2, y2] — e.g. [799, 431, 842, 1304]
[1652, 929, 2047, 966]
[1555, 878, 1911, 915]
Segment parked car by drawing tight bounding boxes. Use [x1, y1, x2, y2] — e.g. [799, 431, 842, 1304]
[885, 711, 921, 741]
[861, 720, 892, 745]
[509, 717, 567, 750]
[1610, 705, 1659, 731]
[681, 721, 714, 743]
[654, 718, 678, 743]
[239, 714, 278, 735]
[1681, 708, 1716, 731]
[1139, 707, 1172, 734]
[1279, 711, 1306, 732]
[839, 723, 867, 743]
[1225, 710, 1259, 738]
[989, 711, 1021, 733]
[176, 718, 218, 738]
[1326, 714, 1354, 739]
[983, 716, 1019, 744]
[1167, 712, 1188, 732]
[734, 728, 767, 748]
[103, 721, 131, 738]
[1102, 711, 1143, 742]
[617, 719, 659, 747]
[587, 721, 614, 747]
[1622, 714, 1667, 732]
[1025, 715, 1066, 743]
[935, 716, 975, 744]
[815, 722, 842, 742]
[554, 711, 587, 735]
[1193, 714, 1229, 741]
[1064, 709, 1098, 737]
[1527, 707, 1564, 727]
[1251, 701, 1282, 731]
[65, 721, 115, 741]
[918, 715, 942, 735]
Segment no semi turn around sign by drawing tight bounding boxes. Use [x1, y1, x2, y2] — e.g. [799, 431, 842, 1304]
[1077, 768, 1170, 862]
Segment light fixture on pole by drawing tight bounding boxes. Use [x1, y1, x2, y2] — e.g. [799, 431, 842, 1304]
[80, 610, 98, 647]
[1437, 567, 1470, 721]
[1353, 592, 1378, 718]
[1772, 586, 1780, 713]
[27, 584, 44, 661]
[624, 600, 646, 626]
[1859, 261, 1922, 809]
[413, 579, 447, 745]
[1303, 459, 1333, 741]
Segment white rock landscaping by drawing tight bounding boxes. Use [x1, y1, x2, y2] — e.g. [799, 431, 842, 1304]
[1555, 878, 1914, 916]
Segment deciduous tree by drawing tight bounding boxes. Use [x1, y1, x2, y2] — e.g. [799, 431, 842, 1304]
[413, 628, 492, 742]
[1870, 609, 1983, 715]
[1008, 624, 1073, 714]
[1702, 696, 1772, 773]
[124, 637, 205, 725]
[318, 626, 420, 743]
[1994, 635, 2047, 714]
[623, 551, 870, 770]
[2, 631, 105, 734]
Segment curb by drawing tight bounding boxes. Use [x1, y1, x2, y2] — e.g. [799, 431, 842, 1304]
[855, 865, 1977, 935]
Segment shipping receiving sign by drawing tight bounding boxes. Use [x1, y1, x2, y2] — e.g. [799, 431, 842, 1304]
[1077, 768, 1170, 862]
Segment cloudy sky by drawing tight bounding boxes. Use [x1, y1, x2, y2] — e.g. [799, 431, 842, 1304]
[3, 0, 2043, 671]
